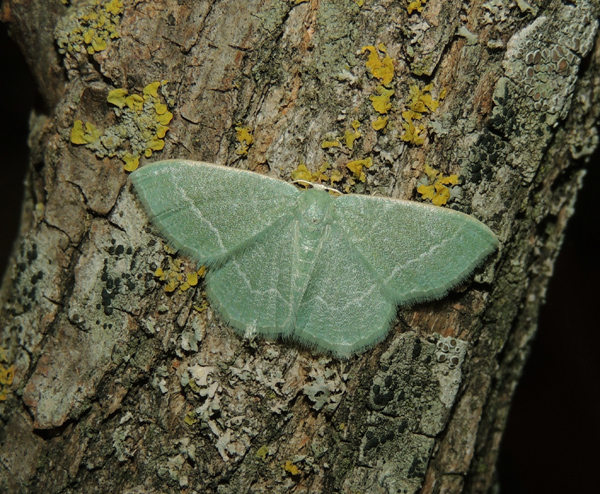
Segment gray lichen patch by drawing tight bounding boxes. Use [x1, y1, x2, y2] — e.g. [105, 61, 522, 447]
[21, 311, 128, 428]
[0, 411, 45, 492]
[405, 0, 461, 76]
[302, 358, 348, 412]
[54, 0, 124, 56]
[341, 331, 469, 493]
[310, 0, 363, 85]
[3, 227, 69, 348]
[460, 129, 508, 191]
[175, 347, 302, 466]
[67, 222, 151, 324]
[0, 225, 71, 401]
[369, 332, 467, 434]
[346, 431, 434, 494]
[18, 185, 166, 429]
[490, 1, 598, 183]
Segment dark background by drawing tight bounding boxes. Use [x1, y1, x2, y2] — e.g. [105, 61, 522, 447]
[1, 22, 598, 493]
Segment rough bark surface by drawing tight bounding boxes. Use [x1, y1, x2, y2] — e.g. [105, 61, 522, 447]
[1, 1, 598, 493]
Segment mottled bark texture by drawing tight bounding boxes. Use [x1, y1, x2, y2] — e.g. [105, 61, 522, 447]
[1, 0, 598, 493]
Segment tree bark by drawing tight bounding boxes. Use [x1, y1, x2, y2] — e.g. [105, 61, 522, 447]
[1, 1, 598, 493]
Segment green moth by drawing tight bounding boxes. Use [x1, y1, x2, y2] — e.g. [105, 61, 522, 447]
[131, 160, 498, 357]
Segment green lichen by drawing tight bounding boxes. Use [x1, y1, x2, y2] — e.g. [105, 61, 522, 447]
[409, 51, 437, 77]
[70, 81, 173, 171]
[255, 445, 269, 460]
[55, 0, 124, 55]
[184, 411, 198, 426]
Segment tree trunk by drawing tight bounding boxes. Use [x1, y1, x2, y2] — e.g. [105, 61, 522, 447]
[1, 0, 598, 492]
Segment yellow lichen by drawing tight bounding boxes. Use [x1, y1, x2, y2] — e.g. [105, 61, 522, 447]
[55, 0, 124, 55]
[70, 81, 172, 172]
[155, 102, 168, 115]
[164, 244, 178, 255]
[401, 111, 426, 146]
[346, 157, 373, 182]
[256, 446, 269, 460]
[235, 126, 254, 156]
[105, 0, 123, 15]
[0, 365, 14, 384]
[124, 94, 143, 112]
[193, 299, 210, 313]
[291, 163, 344, 187]
[0, 345, 14, 401]
[70, 120, 101, 145]
[123, 153, 140, 172]
[90, 35, 107, 52]
[156, 111, 174, 126]
[314, 162, 331, 182]
[143, 81, 161, 99]
[70, 120, 87, 145]
[321, 139, 341, 149]
[402, 109, 423, 122]
[354, 0, 365, 6]
[153, 249, 206, 294]
[344, 120, 362, 150]
[400, 84, 444, 146]
[330, 169, 343, 184]
[164, 279, 178, 293]
[187, 272, 199, 287]
[417, 164, 459, 206]
[148, 138, 166, 151]
[184, 411, 198, 426]
[407, 83, 441, 113]
[407, 0, 427, 15]
[291, 164, 313, 183]
[362, 44, 395, 86]
[156, 125, 169, 139]
[372, 116, 388, 131]
[284, 460, 300, 476]
[401, 121, 426, 145]
[370, 85, 394, 114]
[107, 88, 128, 108]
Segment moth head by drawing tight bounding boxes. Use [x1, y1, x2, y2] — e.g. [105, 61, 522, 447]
[297, 188, 334, 231]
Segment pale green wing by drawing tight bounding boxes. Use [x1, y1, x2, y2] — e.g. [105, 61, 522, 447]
[206, 216, 298, 338]
[130, 160, 301, 264]
[294, 223, 396, 358]
[332, 194, 499, 304]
